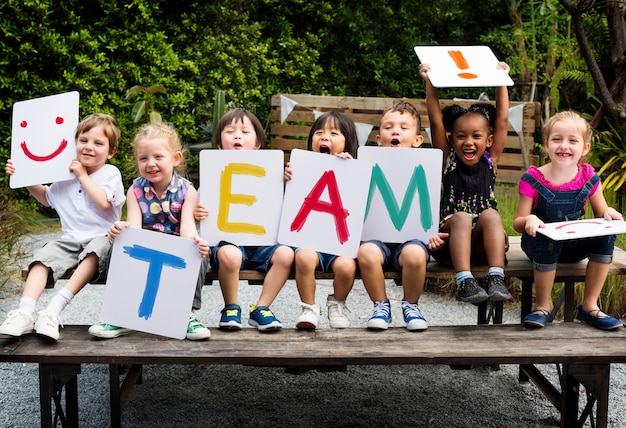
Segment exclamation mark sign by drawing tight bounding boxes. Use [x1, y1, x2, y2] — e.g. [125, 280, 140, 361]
[448, 50, 478, 79]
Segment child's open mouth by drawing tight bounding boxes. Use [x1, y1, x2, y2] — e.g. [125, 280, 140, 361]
[319, 145, 331, 154]
[391, 139, 400, 146]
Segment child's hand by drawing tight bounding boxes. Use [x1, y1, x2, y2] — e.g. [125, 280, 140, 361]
[108, 221, 130, 240]
[603, 207, 623, 221]
[419, 64, 432, 81]
[334, 152, 353, 159]
[524, 214, 544, 237]
[194, 203, 209, 222]
[193, 236, 209, 259]
[496, 61, 510, 74]
[69, 158, 87, 180]
[5, 159, 15, 176]
[284, 162, 292, 182]
[427, 232, 448, 251]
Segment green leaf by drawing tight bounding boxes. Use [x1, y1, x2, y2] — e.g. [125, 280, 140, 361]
[131, 100, 146, 123]
[126, 85, 145, 100]
[146, 84, 166, 95]
[149, 110, 162, 123]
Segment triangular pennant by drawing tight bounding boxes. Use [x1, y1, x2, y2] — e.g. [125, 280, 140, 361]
[508, 104, 526, 135]
[355, 122, 374, 147]
[424, 127, 432, 145]
[280, 95, 298, 124]
[313, 110, 323, 120]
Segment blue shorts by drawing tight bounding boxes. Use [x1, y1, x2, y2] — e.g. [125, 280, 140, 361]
[361, 239, 429, 272]
[210, 241, 284, 273]
[294, 248, 337, 272]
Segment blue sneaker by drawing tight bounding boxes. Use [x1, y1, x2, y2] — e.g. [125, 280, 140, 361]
[401, 301, 428, 331]
[523, 309, 550, 328]
[576, 305, 623, 330]
[219, 304, 242, 330]
[248, 305, 282, 331]
[367, 300, 391, 330]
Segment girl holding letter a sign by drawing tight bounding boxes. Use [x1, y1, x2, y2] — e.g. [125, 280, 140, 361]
[284, 111, 359, 330]
[514, 111, 623, 330]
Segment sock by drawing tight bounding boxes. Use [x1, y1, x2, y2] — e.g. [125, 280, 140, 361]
[45, 288, 74, 316]
[488, 267, 505, 277]
[17, 296, 36, 316]
[455, 271, 473, 284]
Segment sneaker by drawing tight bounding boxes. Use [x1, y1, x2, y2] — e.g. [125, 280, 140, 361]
[35, 310, 61, 341]
[88, 323, 135, 339]
[456, 277, 489, 304]
[0, 310, 34, 337]
[326, 295, 350, 328]
[248, 305, 282, 331]
[576, 305, 624, 330]
[296, 302, 320, 330]
[401, 301, 428, 331]
[482, 275, 511, 301]
[186, 313, 211, 340]
[219, 304, 242, 330]
[367, 300, 391, 330]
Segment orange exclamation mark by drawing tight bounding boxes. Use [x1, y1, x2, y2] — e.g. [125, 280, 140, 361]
[448, 50, 478, 79]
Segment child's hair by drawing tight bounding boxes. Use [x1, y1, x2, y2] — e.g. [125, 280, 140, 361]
[215, 108, 265, 149]
[380, 101, 422, 131]
[307, 111, 359, 158]
[133, 122, 187, 175]
[75, 113, 121, 154]
[542, 110, 592, 164]
[442, 103, 496, 133]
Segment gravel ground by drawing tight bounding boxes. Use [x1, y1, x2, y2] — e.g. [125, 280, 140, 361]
[1, 234, 625, 427]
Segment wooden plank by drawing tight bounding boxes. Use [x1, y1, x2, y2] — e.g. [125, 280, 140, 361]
[2, 323, 626, 367]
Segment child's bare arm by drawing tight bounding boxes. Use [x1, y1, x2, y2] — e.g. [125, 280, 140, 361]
[490, 62, 511, 166]
[180, 186, 209, 258]
[589, 185, 623, 220]
[420, 64, 449, 164]
[6, 159, 49, 205]
[108, 188, 142, 239]
[513, 194, 544, 236]
[70, 159, 112, 212]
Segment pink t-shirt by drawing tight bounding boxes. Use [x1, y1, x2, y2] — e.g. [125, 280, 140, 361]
[519, 164, 599, 212]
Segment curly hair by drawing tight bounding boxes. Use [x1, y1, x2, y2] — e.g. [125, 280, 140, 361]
[441, 103, 496, 133]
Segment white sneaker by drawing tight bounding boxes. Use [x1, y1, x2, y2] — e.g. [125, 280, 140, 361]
[296, 302, 320, 330]
[35, 310, 61, 341]
[186, 312, 211, 340]
[326, 295, 350, 328]
[0, 310, 34, 337]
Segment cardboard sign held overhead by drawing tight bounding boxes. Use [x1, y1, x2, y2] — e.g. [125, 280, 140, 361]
[10, 91, 80, 188]
[199, 149, 285, 246]
[414, 45, 514, 88]
[99, 227, 202, 340]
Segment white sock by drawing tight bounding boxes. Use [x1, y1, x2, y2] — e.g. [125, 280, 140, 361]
[45, 288, 75, 316]
[17, 296, 37, 316]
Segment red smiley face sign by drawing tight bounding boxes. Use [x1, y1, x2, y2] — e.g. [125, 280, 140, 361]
[10, 91, 79, 189]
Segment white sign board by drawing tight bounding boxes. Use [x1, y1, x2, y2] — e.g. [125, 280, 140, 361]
[413, 45, 514, 88]
[100, 227, 202, 339]
[278, 149, 373, 258]
[199, 150, 284, 246]
[536, 218, 626, 241]
[358, 146, 442, 244]
[10, 91, 79, 188]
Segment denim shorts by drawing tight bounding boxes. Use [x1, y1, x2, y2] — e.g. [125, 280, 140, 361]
[361, 239, 429, 272]
[521, 233, 615, 271]
[210, 241, 285, 273]
[294, 248, 337, 273]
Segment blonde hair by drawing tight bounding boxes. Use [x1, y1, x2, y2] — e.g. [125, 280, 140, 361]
[542, 111, 592, 164]
[133, 122, 187, 175]
[75, 113, 121, 154]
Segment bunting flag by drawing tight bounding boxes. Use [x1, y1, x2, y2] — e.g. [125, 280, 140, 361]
[313, 110, 323, 120]
[280, 95, 298, 124]
[355, 122, 374, 147]
[424, 127, 432, 145]
[508, 104, 526, 135]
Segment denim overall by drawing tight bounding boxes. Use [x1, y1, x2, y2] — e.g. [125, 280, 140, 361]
[520, 172, 615, 271]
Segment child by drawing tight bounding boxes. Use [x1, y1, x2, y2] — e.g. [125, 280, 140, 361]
[0, 113, 125, 341]
[513, 111, 623, 329]
[283, 111, 358, 329]
[195, 108, 295, 332]
[89, 122, 211, 340]
[357, 101, 446, 331]
[420, 62, 512, 305]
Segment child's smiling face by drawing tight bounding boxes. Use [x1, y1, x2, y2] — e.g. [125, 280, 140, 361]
[450, 113, 493, 167]
[219, 116, 260, 150]
[545, 118, 590, 166]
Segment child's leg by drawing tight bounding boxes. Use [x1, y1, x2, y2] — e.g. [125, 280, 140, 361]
[397, 244, 427, 303]
[294, 249, 319, 305]
[21, 262, 50, 304]
[581, 261, 610, 313]
[256, 245, 294, 308]
[473, 209, 506, 268]
[533, 269, 556, 312]
[357, 242, 386, 302]
[217, 245, 243, 305]
[445, 212, 473, 273]
[330, 256, 356, 302]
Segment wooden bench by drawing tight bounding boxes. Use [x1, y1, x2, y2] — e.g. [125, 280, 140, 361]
[2, 323, 625, 427]
[270, 94, 541, 184]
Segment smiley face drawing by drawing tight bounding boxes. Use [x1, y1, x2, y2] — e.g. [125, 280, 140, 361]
[10, 91, 79, 189]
